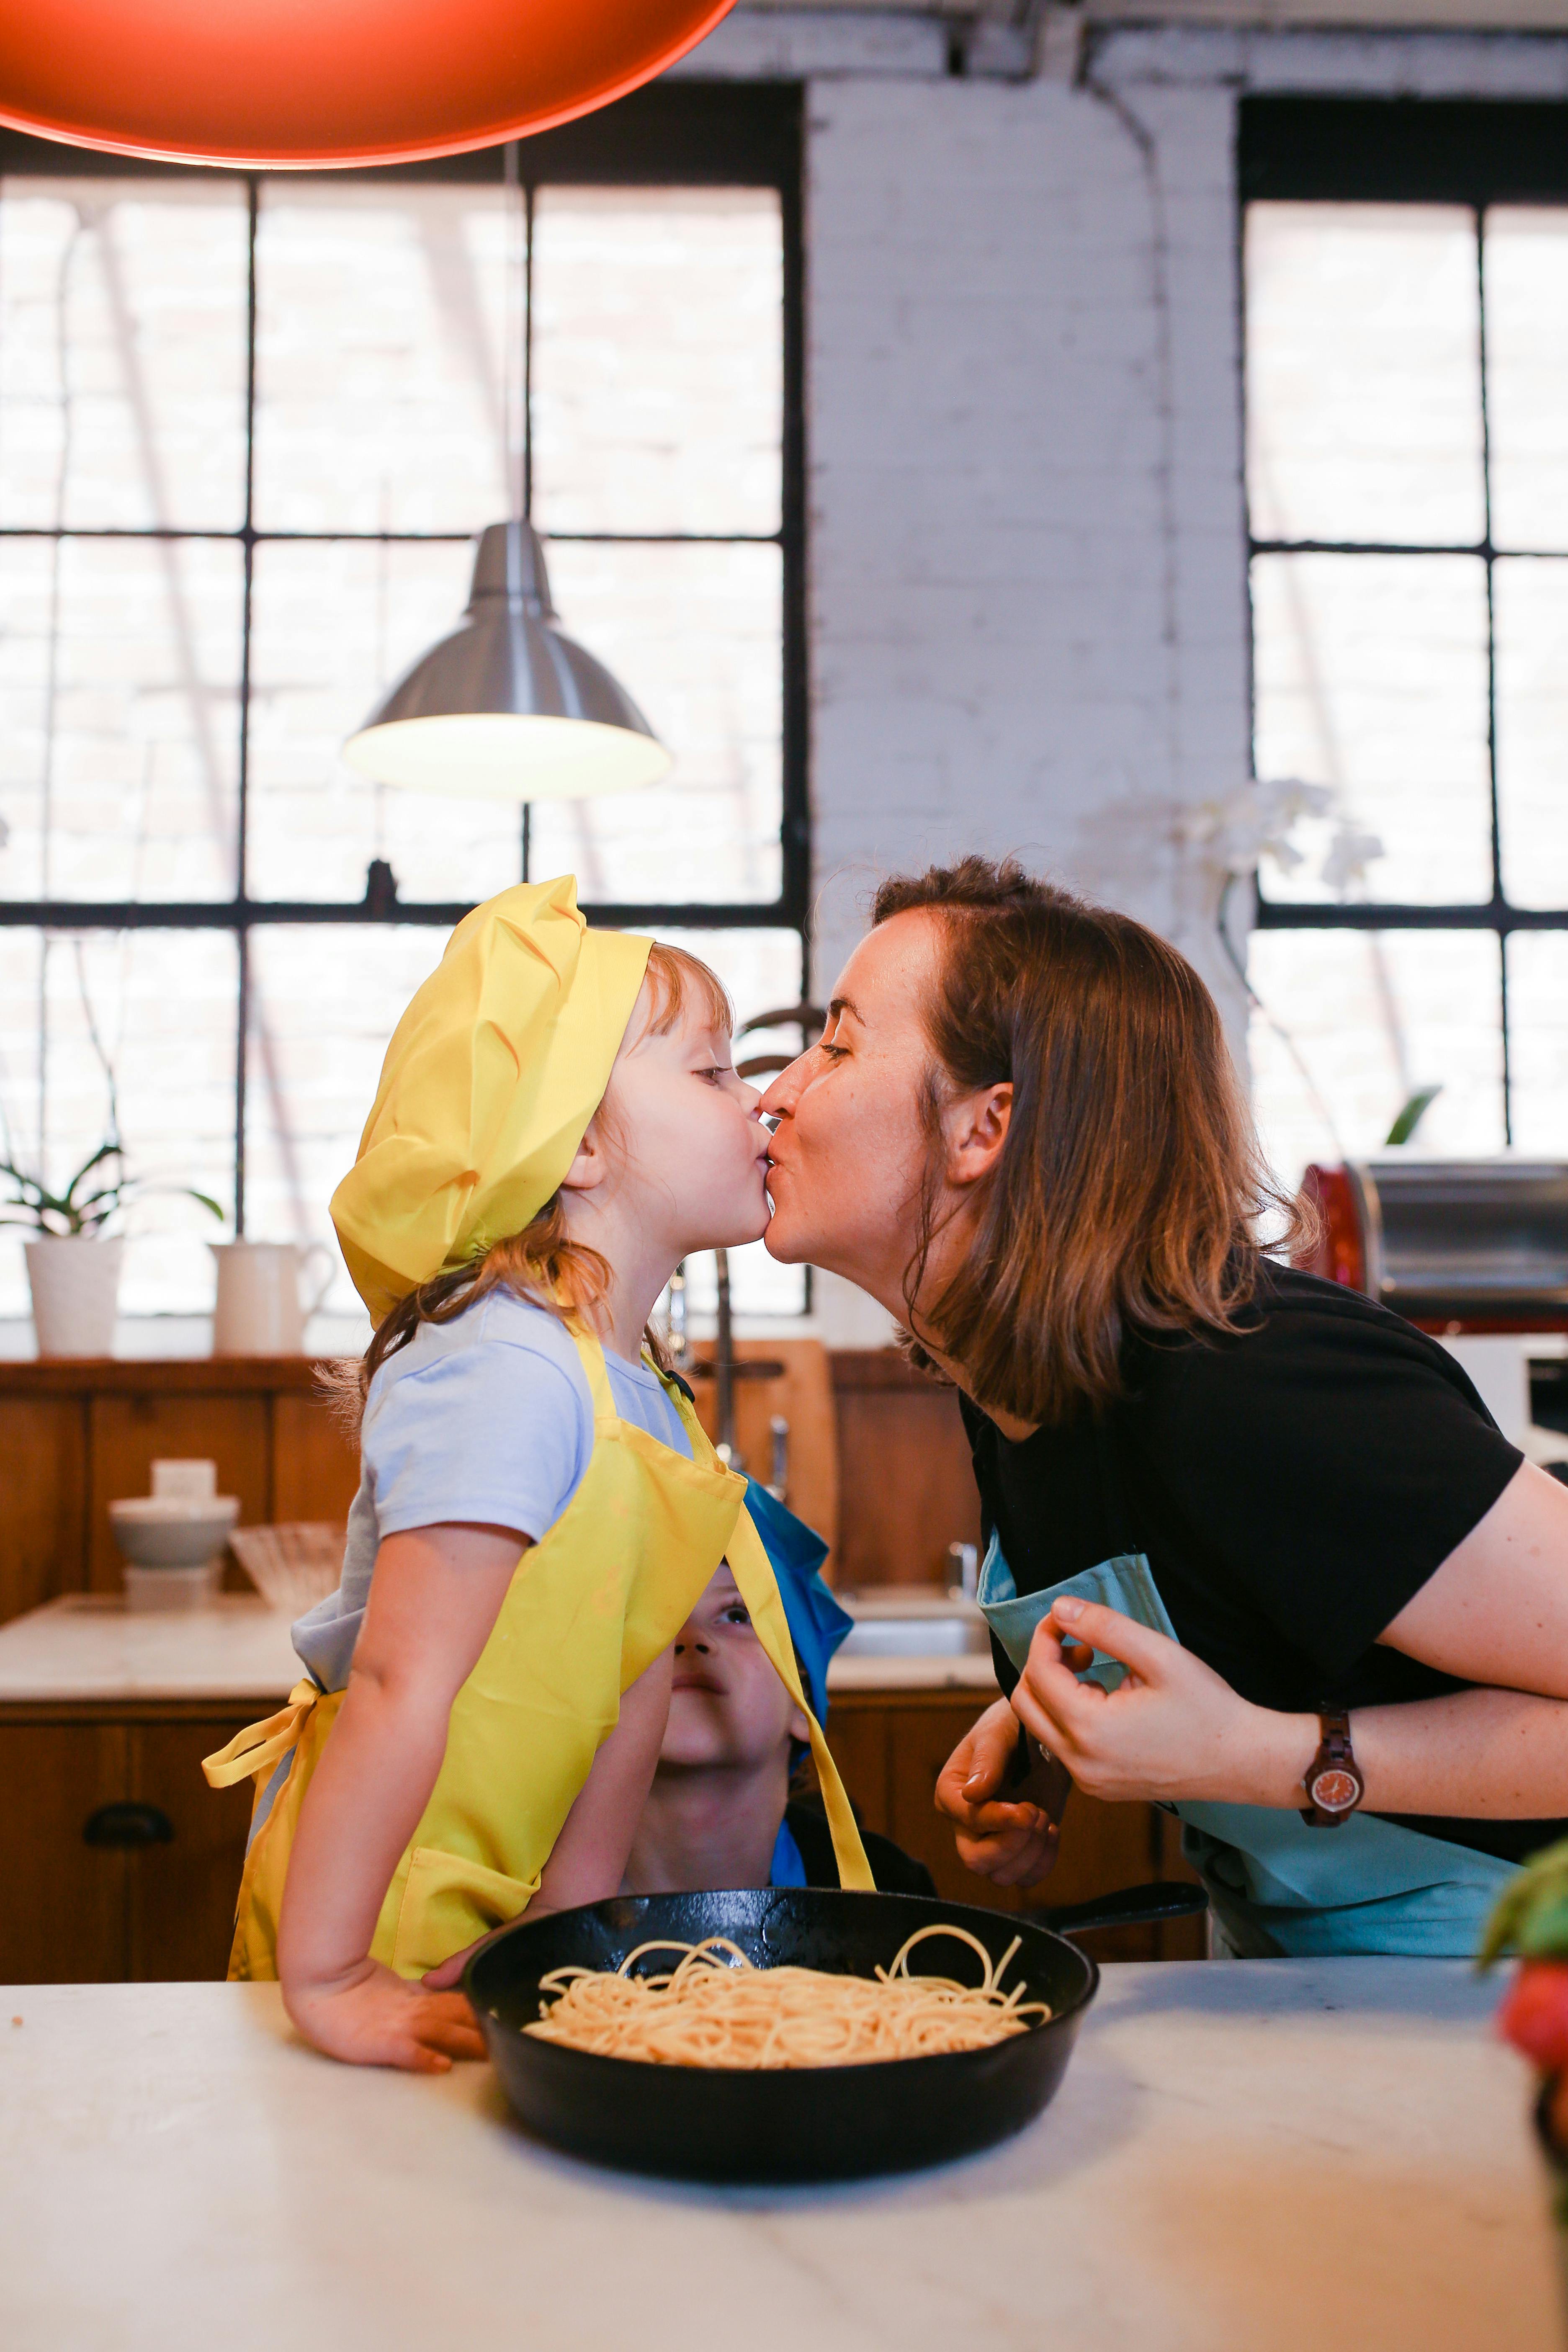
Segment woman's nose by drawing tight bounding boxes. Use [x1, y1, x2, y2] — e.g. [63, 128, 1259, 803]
[760, 1052, 809, 1120]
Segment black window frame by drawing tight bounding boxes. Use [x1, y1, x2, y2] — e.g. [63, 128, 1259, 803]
[0, 81, 808, 1229]
[1239, 96, 1568, 1145]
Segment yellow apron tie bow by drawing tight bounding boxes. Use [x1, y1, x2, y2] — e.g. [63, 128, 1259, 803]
[203, 1680, 322, 1791]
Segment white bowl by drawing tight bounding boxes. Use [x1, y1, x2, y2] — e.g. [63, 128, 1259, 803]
[108, 1495, 240, 1568]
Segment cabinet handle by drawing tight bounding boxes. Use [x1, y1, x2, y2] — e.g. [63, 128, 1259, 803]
[83, 1801, 175, 1850]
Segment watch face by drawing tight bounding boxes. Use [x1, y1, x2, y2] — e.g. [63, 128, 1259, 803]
[1310, 1767, 1360, 1814]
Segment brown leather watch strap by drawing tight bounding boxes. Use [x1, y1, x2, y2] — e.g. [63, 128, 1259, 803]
[1300, 1707, 1365, 1828]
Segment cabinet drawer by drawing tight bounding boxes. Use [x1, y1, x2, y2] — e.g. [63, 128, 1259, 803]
[0, 1723, 131, 1982]
[128, 1720, 256, 1981]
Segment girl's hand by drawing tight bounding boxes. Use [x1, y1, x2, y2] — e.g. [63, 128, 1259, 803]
[934, 1697, 1067, 1887]
[284, 1956, 488, 2074]
[1010, 1597, 1316, 1808]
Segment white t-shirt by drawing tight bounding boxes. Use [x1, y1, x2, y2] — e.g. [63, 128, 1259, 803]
[292, 1290, 691, 1692]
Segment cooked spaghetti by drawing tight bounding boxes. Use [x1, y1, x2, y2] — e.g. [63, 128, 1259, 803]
[523, 1923, 1052, 2069]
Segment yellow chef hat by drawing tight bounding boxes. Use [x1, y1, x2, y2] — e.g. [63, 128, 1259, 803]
[330, 876, 651, 1323]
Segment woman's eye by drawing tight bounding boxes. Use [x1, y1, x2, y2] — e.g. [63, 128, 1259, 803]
[819, 1041, 848, 1063]
[721, 1605, 752, 1627]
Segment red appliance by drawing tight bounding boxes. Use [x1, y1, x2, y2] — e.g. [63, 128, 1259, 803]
[0, 0, 736, 170]
[1298, 1161, 1568, 1335]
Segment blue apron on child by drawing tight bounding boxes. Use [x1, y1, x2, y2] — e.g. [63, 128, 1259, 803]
[976, 1431, 1517, 1958]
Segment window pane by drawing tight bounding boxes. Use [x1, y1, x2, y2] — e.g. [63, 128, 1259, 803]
[253, 182, 509, 534]
[0, 178, 248, 533]
[1248, 929, 1504, 1190]
[0, 927, 237, 1318]
[246, 537, 523, 905]
[0, 535, 241, 902]
[531, 188, 782, 537]
[244, 926, 445, 1320]
[1245, 203, 1484, 549]
[654, 925, 805, 1319]
[1251, 552, 1491, 904]
[529, 543, 782, 904]
[1508, 934, 1568, 1157]
[1495, 556, 1568, 912]
[245, 924, 807, 1323]
[1485, 209, 1568, 555]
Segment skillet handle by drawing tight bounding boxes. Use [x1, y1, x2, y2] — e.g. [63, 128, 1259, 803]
[1034, 1880, 1208, 1938]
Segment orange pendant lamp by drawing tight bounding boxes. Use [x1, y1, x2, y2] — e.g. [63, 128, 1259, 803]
[0, 0, 736, 170]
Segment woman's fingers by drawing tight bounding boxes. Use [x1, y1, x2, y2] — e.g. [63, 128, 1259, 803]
[1046, 1597, 1176, 1682]
[935, 1698, 1021, 1823]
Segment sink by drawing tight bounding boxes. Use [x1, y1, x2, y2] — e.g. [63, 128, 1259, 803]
[836, 1588, 990, 1659]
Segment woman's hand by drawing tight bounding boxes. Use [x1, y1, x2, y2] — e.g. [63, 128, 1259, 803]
[1010, 1597, 1316, 1808]
[284, 1955, 487, 2074]
[934, 1698, 1068, 1887]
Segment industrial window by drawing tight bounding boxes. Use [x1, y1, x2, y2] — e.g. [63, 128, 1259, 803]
[1241, 100, 1568, 1183]
[0, 85, 808, 1335]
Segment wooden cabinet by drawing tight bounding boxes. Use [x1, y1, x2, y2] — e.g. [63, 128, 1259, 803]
[0, 1705, 257, 1983]
[829, 1352, 981, 1589]
[0, 1685, 1203, 1984]
[0, 1359, 361, 1627]
[828, 1690, 1206, 1964]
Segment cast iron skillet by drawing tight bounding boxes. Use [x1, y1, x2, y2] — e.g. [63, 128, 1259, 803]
[467, 1880, 1205, 2183]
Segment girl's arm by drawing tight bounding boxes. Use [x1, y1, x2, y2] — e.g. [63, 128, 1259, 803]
[1007, 1462, 1568, 1816]
[277, 1520, 526, 2072]
[422, 1643, 677, 1991]
[533, 1645, 675, 1914]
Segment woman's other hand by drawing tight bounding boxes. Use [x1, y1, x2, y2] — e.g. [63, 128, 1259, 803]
[934, 1698, 1068, 1887]
[285, 1955, 487, 2073]
[1010, 1598, 1314, 1807]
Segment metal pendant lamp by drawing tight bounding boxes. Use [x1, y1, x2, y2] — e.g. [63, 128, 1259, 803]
[343, 144, 670, 806]
[342, 518, 670, 801]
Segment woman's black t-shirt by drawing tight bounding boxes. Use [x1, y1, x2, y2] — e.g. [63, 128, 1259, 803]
[960, 1263, 1562, 1865]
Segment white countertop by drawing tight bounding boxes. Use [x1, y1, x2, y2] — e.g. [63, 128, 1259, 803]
[0, 1960, 1555, 2352]
[0, 1594, 999, 1705]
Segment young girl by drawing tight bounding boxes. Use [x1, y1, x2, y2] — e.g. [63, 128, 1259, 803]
[206, 876, 870, 2071]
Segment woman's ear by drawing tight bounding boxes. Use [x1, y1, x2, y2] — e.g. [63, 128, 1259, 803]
[787, 1704, 811, 1746]
[945, 1082, 1012, 1189]
[559, 1115, 610, 1195]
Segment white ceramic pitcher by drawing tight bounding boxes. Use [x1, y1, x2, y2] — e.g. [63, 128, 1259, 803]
[211, 1240, 335, 1355]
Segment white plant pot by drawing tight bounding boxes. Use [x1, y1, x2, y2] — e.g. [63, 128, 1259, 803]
[24, 1235, 124, 1358]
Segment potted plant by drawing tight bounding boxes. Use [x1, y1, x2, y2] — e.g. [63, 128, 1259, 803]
[1, 1139, 223, 1358]
[1481, 1840, 1568, 2308]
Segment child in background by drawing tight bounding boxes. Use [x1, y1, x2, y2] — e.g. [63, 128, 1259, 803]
[627, 1484, 936, 1899]
[205, 878, 870, 2072]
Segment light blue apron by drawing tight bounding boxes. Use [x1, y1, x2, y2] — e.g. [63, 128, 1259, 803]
[978, 1529, 1517, 1958]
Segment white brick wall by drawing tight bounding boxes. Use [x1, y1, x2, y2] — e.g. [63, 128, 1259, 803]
[803, 71, 1252, 1029]
[677, 16, 1568, 1061]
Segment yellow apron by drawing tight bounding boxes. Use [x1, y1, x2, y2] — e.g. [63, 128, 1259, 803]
[204, 1329, 873, 1981]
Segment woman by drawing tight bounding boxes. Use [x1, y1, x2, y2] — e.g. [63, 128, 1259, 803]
[761, 856, 1568, 1956]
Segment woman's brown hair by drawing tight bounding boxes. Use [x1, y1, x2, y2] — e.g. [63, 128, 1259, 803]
[322, 941, 730, 1432]
[877, 857, 1312, 1426]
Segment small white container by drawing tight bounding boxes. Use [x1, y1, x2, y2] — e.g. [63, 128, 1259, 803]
[123, 1562, 225, 1612]
[25, 1235, 124, 1358]
[109, 1491, 240, 1611]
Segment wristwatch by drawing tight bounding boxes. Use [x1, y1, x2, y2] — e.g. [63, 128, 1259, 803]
[1299, 1708, 1365, 1828]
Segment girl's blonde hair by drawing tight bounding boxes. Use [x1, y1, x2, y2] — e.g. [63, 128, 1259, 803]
[322, 942, 731, 1432]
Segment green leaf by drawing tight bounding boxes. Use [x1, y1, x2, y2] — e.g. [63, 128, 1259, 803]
[1385, 1085, 1443, 1149]
[1478, 1836, 1568, 1967]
